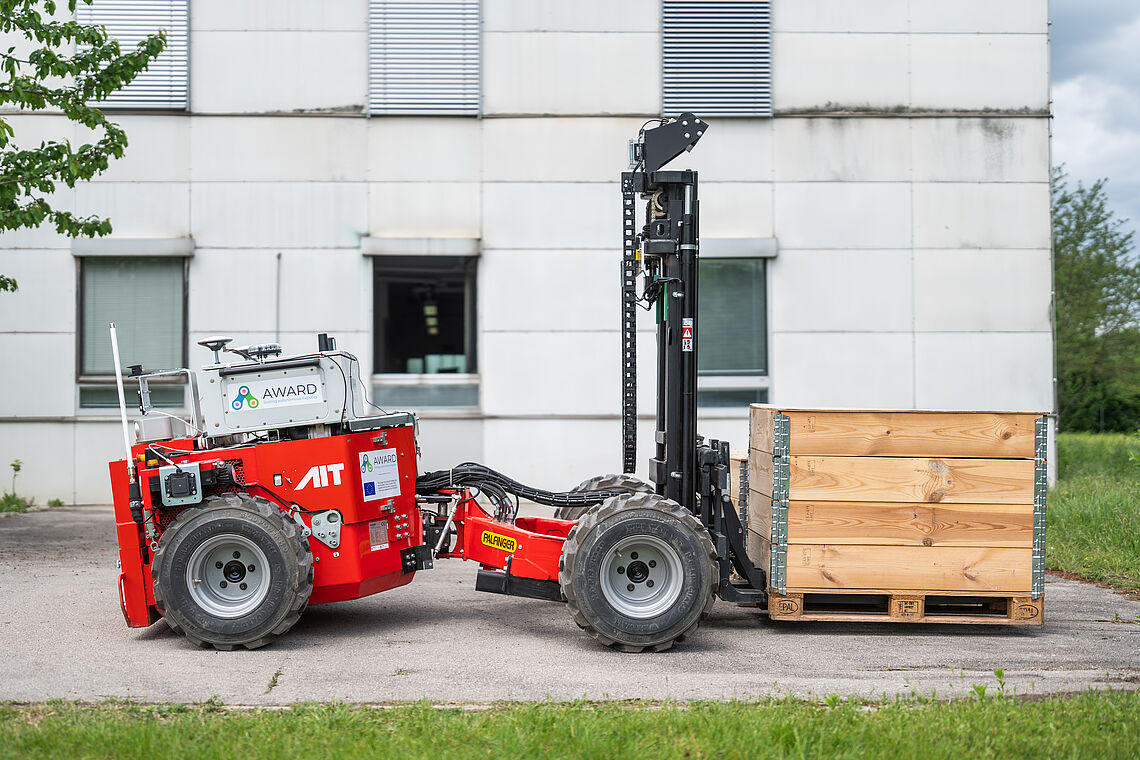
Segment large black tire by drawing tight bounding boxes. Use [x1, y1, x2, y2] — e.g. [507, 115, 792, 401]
[152, 493, 313, 650]
[553, 473, 653, 521]
[559, 492, 716, 652]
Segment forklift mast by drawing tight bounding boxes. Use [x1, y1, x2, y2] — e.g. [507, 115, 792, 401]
[622, 115, 767, 602]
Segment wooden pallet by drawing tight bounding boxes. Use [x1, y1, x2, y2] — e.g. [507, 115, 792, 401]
[768, 590, 1043, 625]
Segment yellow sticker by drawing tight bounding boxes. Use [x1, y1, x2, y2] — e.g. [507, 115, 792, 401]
[481, 530, 518, 553]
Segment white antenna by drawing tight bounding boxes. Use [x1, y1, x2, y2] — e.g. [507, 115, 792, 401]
[109, 323, 135, 479]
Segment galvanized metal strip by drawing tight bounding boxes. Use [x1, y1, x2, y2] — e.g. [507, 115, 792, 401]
[1032, 416, 1048, 599]
[770, 412, 790, 593]
[737, 455, 749, 534]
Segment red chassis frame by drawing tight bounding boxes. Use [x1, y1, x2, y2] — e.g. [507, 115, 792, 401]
[111, 433, 575, 629]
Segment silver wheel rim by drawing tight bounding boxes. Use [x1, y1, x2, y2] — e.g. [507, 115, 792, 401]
[600, 535, 685, 619]
[185, 533, 271, 619]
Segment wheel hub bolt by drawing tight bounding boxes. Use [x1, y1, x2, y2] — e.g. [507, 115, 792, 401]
[220, 581, 228, 588]
[631, 552, 639, 560]
[247, 565, 255, 572]
[617, 566, 625, 574]
[232, 551, 241, 559]
[648, 560, 656, 568]
[215, 561, 223, 569]
[627, 584, 635, 592]
[239, 582, 247, 591]
[647, 579, 655, 588]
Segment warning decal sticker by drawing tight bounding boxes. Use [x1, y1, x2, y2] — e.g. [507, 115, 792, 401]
[681, 317, 694, 352]
[359, 448, 400, 502]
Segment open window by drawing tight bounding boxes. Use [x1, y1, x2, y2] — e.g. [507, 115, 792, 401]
[372, 254, 478, 408]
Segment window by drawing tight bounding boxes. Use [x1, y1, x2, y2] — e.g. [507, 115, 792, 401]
[373, 255, 477, 407]
[78, 256, 186, 409]
[368, 0, 481, 116]
[662, 0, 772, 117]
[697, 258, 768, 408]
[76, 0, 189, 110]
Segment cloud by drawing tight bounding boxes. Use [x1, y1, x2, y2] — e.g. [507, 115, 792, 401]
[1052, 2, 1140, 240]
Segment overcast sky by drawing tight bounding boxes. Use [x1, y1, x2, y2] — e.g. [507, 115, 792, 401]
[1052, 0, 1140, 245]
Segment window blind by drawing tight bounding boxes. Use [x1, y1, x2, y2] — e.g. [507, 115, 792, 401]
[82, 257, 184, 375]
[662, 0, 772, 117]
[368, 0, 481, 116]
[76, 0, 189, 109]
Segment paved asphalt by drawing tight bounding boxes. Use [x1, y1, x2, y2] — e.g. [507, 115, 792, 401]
[1, 505, 1137, 704]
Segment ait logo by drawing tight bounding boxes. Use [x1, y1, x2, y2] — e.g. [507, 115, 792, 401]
[231, 385, 260, 411]
[296, 463, 345, 490]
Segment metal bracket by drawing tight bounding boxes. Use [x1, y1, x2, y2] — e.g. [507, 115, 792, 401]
[770, 413, 790, 594]
[1033, 416, 1048, 599]
[310, 510, 343, 549]
[737, 456, 750, 534]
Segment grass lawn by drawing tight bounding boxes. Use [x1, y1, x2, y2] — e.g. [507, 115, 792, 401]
[1, 692, 1138, 760]
[1048, 433, 1140, 590]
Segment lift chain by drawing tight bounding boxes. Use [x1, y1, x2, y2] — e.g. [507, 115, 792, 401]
[620, 173, 639, 474]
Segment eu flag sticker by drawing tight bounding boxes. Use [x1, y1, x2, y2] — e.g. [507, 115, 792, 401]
[364, 481, 376, 497]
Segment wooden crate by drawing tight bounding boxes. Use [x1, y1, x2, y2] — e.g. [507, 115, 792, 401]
[747, 406, 1047, 625]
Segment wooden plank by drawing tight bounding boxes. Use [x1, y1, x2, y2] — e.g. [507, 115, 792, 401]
[749, 406, 776, 453]
[789, 456, 1034, 504]
[764, 591, 1043, 626]
[890, 595, 924, 619]
[748, 450, 774, 501]
[747, 489, 772, 539]
[768, 592, 803, 619]
[783, 410, 1037, 459]
[786, 544, 1032, 593]
[786, 501, 1033, 547]
[746, 530, 771, 568]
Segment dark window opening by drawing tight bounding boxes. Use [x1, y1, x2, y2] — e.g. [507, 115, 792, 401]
[697, 258, 767, 375]
[373, 256, 477, 375]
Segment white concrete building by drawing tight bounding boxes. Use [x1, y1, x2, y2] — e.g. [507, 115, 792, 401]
[0, 0, 1053, 504]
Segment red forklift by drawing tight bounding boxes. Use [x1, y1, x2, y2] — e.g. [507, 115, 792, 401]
[109, 114, 767, 652]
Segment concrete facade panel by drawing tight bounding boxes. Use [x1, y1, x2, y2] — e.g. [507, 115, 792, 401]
[772, 33, 909, 111]
[481, 417, 621, 491]
[672, 119, 773, 182]
[484, 0, 659, 32]
[86, 115, 190, 183]
[482, 118, 643, 182]
[0, 423, 76, 505]
[911, 118, 1050, 183]
[770, 331, 915, 408]
[770, 250, 913, 332]
[482, 183, 615, 249]
[368, 118, 481, 183]
[700, 183, 774, 239]
[478, 250, 621, 332]
[480, 331, 618, 416]
[191, 183, 367, 248]
[910, 34, 1049, 111]
[913, 249, 1052, 332]
[909, 0, 1048, 34]
[913, 182, 1050, 249]
[415, 417, 485, 474]
[0, 250, 75, 333]
[368, 182, 480, 239]
[75, 183, 190, 238]
[774, 182, 911, 249]
[191, 117, 367, 182]
[74, 422, 126, 504]
[191, 31, 367, 113]
[771, 0, 908, 33]
[191, 0, 367, 31]
[482, 32, 660, 115]
[0, 333, 76, 416]
[914, 332, 1053, 411]
[774, 117, 912, 181]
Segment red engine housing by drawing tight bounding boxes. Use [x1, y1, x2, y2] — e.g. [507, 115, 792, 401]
[111, 425, 420, 627]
